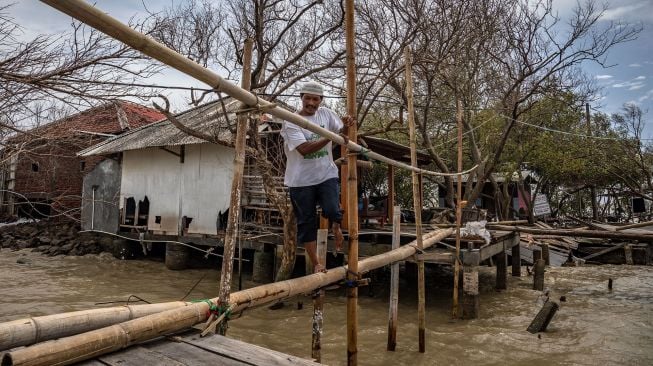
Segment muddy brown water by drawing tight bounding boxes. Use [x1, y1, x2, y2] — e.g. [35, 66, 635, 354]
[1, 249, 651, 365]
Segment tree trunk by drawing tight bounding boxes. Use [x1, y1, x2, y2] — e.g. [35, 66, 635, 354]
[275, 213, 297, 282]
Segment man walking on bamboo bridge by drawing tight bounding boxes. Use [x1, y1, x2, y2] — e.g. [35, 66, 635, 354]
[281, 81, 352, 273]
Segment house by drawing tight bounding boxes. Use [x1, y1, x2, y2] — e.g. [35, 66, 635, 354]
[77, 98, 284, 236]
[0, 101, 165, 219]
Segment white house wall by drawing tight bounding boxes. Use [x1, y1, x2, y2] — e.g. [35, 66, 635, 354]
[121, 143, 234, 235]
[181, 144, 234, 234]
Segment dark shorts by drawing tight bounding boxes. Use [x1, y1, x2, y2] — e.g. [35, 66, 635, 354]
[289, 178, 343, 244]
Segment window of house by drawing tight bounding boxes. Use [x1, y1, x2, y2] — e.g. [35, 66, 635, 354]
[80, 161, 86, 171]
[31, 163, 39, 172]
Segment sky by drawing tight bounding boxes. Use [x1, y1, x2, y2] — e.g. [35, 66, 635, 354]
[6, 0, 653, 134]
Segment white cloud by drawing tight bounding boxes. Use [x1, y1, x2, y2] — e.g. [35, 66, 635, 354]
[639, 89, 653, 102]
[596, 74, 614, 79]
[601, 2, 653, 22]
[613, 78, 646, 89]
[634, 76, 647, 80]
[629, 63, 642, 67]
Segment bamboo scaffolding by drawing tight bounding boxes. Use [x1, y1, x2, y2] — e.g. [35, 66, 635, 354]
[452, 100, 463, 318]
[404, 46, 426, 353]
[311, 229, 328, 362]
[216, 38, 253, 335]
[1, 229, 453, 366]
[37, 0, 474, 178]
[386, 206, 401, 351]
[344, 1, 359, 364]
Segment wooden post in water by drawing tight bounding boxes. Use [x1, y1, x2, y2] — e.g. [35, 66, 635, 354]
[387, 206, 401, 351]
[512, 234, 521, 276]
[404, 46, 426, 352]
[541, 243, 550, 266]
[533, 259, 545, 291]
[217, 38, 253, 335]
[527, 299, 560, 333]
[624, 244, 634, 265]
[452, 99, 464, 318]
[462, 265, 479, 319]
[344, 1, 359, 363]
[495, 246, 507, 290]
[312, 229, 328, 362]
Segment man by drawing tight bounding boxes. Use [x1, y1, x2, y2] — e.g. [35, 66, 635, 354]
[281, 81, 352, 273]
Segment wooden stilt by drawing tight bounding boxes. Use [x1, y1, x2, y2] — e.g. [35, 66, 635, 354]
[404, 46, 426, 352]
[495, 248, 507, 290]
[541, 243, 550, 266]
[312, 229, 328, 362]
[462, 265, 479, 319]
[452, 99, 464, 318]
[624, 244, 634, 265]
[344, 1, 359, 364]
[512, 235, 521, 277]
[533, 248, 542, 262]
[533, 259, 545, 291]
[387, 206, 401, 351]
[217, 38, 253, 335]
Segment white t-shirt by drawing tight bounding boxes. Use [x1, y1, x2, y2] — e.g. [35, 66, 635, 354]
[281, 107, 343, 187]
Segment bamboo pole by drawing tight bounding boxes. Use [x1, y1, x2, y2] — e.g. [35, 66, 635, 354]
[452, 99, 463, 318]
[1, 229, 454, 366]
[404, 46, 426, 353]
[344, 1, 359, 364]
[216, 38, 253, 335]
[387, 205, 401, 351]
[311, 229, 328, 362]
[489, 225, 653, 242]
[38, 0, 472, 178]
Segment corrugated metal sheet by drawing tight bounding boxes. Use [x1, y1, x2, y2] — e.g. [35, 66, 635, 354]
[79, 99, 242, 156]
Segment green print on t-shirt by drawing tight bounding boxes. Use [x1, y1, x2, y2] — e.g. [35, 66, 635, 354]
[304, 127, 328, 160]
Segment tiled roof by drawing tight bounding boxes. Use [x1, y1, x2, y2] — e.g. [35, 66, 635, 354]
[79, 98, 289, 156]
[11, 101, 165, 141]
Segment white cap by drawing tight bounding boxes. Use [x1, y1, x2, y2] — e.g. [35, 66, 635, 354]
[299, 81, 324, 96]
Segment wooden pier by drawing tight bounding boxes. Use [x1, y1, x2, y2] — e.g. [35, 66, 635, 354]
[77, 331, 317, 366]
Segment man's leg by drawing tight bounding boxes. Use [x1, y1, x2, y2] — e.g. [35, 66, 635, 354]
[304, 241, 325, 273]
[317, 178, 345, 252]
[290, 185, 324, 272]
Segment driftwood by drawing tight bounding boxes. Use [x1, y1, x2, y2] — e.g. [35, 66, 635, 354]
[491, 225, 653, 242]
[1, 229, 453, 366]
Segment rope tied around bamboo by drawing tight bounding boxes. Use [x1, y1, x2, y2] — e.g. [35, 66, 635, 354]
[190, 299, 234, 336]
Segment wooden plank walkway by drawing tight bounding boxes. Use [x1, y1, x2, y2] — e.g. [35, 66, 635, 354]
[76, 331, 318, 366]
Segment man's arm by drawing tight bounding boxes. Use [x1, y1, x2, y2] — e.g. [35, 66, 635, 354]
[296, 138, 330, 156]
[296, 115, 355, 156]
